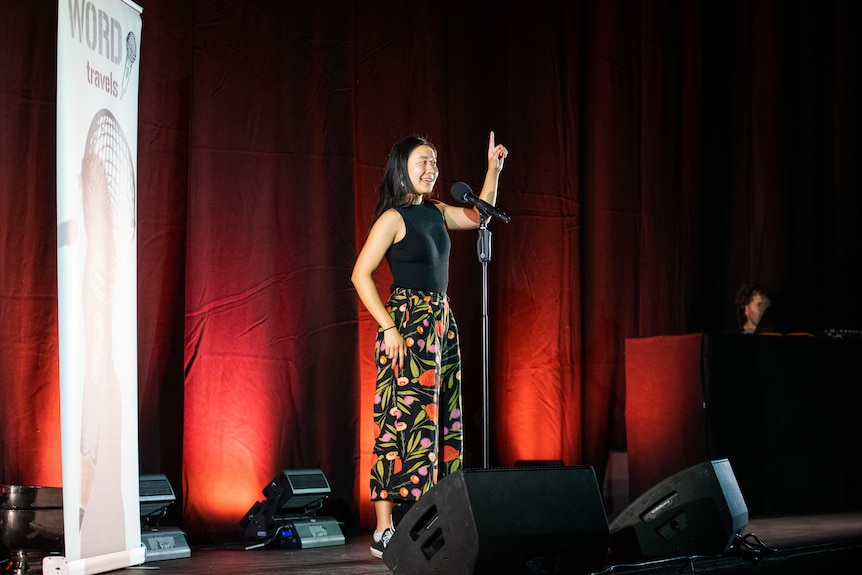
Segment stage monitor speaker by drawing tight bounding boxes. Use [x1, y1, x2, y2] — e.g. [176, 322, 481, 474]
[383, 466, 609, 575]
[608, 458, 748, 558]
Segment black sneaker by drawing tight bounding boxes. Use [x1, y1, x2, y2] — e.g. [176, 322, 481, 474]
[370, 526, 394, 558]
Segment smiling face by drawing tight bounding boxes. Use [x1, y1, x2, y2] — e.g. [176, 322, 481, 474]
[406, 144, 438, 201]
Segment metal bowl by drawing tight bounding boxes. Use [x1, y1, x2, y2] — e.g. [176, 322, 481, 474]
[0, 486, 64, 568]
[0, 485, 63, 510]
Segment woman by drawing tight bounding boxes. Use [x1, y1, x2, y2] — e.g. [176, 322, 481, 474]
[351, 131, 508, 558]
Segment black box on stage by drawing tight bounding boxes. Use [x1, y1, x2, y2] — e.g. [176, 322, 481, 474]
[608, 458, 748, 557]
[383, 466, 609, 575]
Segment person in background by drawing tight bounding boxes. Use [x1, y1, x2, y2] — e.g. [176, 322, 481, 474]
[735, 283, 772, 334]
[351, 131, 508, 559]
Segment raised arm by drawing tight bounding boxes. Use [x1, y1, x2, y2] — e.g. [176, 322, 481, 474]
[439, 130, 508, 231]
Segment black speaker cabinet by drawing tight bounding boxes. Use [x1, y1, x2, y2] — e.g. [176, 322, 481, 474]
[383, 466, 609, 575]
[609, 458, 748, 557]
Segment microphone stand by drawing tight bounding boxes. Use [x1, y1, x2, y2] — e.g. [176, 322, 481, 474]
[476, 213, 492, 469]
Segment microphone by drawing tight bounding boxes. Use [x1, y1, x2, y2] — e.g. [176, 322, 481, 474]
[450, 182, 511, 223]
[121, 32, 138, 97]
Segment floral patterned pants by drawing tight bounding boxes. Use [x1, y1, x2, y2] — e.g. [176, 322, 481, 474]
[370, 288, 463, 502]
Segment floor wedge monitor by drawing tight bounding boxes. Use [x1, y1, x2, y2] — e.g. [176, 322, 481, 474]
[384, 466, 609, 575]
[609, 458, 748, 557]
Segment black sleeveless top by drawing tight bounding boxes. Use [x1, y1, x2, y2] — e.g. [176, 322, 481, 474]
[387, 202, 450, 293]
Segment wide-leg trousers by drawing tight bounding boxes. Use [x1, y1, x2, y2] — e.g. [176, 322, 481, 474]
[370, 288, 463, 502]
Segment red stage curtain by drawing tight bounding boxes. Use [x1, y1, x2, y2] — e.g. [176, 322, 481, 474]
[1, 0, 860, 544]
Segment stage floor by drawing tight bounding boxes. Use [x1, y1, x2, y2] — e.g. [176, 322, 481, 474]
[128, 512, 862, 575]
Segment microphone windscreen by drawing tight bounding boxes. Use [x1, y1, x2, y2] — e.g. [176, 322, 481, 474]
[450, 181, 472, 202]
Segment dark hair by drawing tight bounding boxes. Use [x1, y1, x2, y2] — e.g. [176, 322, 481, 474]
[372, 135, 436, 222]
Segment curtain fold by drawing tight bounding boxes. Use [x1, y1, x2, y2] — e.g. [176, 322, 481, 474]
[1, 0, 860, 544]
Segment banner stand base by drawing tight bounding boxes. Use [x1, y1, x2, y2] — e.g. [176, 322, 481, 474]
[43, 548, 146, 575]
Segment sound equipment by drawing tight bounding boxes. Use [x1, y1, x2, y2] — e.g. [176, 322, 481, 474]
[383, 466, 609, 575]
[608, 459, 748, 557]
[513, 460, 564, 468]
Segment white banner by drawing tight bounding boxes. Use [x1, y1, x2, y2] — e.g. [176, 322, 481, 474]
[53, 0, 144, 573]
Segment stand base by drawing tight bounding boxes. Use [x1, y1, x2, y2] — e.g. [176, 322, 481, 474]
[245, 517, 344, 550]
[142, 526, 191, 561]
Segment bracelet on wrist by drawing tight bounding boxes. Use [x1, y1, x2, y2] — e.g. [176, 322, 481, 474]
[382, 325, 397, 332]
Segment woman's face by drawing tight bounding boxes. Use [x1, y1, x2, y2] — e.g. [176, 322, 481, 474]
[406, 145, 438, 198]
